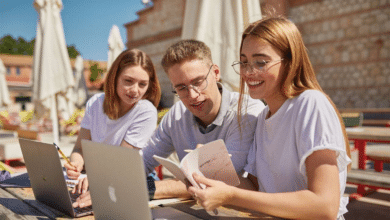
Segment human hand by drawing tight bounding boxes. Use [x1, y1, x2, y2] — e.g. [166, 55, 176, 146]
[72, 190, 92, 208]
[72, 177, 89, 195]
[65, 161, 83, 180]
[188, 173, 234, 211]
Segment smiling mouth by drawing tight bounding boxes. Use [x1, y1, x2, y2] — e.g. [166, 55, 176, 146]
[246, 80, 264, 87]
[126, 95, 138, 99]
[190, 100, 205, 110]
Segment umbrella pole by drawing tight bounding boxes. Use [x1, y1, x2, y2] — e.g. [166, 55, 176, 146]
[51, 95, 60, 144]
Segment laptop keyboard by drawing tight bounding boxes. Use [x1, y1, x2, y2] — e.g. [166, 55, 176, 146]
[69, 192, 93, 214]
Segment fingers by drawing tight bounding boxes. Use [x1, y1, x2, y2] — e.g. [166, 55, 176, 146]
[192, 173, 213, 187]
[66, 170, 81, 180]
[195, 144, 204, 149]
[72, 191, 92, 208]
[65, 162, 82, 180]
[76, 177, 88, 194]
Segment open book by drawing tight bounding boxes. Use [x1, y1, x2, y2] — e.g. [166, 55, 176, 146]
[153, 139, 240, 188]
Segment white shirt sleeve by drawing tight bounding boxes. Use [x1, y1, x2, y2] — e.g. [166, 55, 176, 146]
[123, 106, 157, 149]
[293, 91, 351, 176]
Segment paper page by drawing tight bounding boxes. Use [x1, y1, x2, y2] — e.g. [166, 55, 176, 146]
[63, 171, 87, 188]
[153, 155, 187, 184]
[197, 139, 240, 186]
[180, 153, 205, 188]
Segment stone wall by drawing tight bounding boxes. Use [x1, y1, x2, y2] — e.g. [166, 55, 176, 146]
[289, 0, 390, 108]
[125, 0, 185, 107]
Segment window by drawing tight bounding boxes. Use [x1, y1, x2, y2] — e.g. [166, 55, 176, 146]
[6, 67, 11, 75]
[16, 67, 21, 75]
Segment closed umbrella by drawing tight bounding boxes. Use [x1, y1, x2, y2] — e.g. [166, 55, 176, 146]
[0, 58, 11, 110]
[182, 0, 262, 91]
[73, 55, 89, 108]
[32, 0, 75, 143]
[107, 25, 124, 71]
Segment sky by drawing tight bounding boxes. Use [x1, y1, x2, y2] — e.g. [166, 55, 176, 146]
[0, 0, 149, 61]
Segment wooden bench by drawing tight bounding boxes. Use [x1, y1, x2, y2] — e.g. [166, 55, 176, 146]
[363, 119, 390, 127]
[366, 145, 390, 172]
[347, 169, 390, 199]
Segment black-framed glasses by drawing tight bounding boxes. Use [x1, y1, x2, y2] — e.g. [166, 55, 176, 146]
[172, 65, 213, 99]
[231, 59, 283, 75]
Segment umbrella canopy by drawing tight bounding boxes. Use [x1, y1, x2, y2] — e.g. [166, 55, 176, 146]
[0, 58, 11, 110]
[73, 55, 89, 108]
[32, 0, 75, 143]
[107, 25, 124, 71]
[182, 0, 262, 91]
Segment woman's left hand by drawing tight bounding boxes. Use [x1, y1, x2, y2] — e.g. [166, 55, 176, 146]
[188, 173, 234, 211]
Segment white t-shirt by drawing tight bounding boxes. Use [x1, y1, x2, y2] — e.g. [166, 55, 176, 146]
[81, 93, 157, 148]
[244, 90, 351, 217]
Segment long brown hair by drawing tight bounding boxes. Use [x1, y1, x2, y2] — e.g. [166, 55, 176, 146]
[238, 16, 351, 165]
[103, 49, 161, 119]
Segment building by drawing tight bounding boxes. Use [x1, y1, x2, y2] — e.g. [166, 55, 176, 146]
[0, 54, 107, 111]
[124, 0, 390, 108]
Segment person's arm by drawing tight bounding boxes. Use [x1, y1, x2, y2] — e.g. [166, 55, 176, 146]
[153, 179, 192, 199]
[65, 128, 91, 179]
[189, 149, 340, 220]
[120, 139, 141, 150]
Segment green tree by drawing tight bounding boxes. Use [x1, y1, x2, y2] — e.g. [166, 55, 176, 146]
[67, 45, 79, 58]
[89, 62, 104, 82]
[0, 35, 80, 58]
[0, 35, 17, 54]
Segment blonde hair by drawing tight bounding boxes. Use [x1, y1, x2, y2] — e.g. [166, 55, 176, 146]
[238, 16, 351, 164]
[103, 49, 161, 119]
[161, 39, 213, 73]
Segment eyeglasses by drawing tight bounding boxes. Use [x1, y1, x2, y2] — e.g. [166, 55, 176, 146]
[172, 65, 213, 99]
[231, 59, 283, 75]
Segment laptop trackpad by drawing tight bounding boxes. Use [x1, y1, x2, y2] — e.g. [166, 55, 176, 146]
[152, 207, 201, 220]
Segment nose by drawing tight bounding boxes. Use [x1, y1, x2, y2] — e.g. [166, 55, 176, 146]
[129, 83, 139, 94]
[242, 65, 256, 76]
[187, 86, 200, 99]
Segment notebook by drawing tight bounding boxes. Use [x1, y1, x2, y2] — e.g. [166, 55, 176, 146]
[81, 139, 201, 220]
[18, 138, 93, 217]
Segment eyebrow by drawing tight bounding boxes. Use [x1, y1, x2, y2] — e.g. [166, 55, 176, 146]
[240, 53, 270, 59]
[173, 75, 205, 88]
[123, 75, 149, 83]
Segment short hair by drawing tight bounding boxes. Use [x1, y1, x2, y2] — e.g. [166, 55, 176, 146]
[103, 49, 161, 120]
[161, 39, 213, 73]
[237, 16, 351, 164]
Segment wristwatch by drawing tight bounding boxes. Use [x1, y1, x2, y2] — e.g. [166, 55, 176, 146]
[147, 176, 156, 200]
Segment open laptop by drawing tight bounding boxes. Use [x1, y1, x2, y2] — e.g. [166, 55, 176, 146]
[81, 139, 201, 220]
[18, 138, 92, 217]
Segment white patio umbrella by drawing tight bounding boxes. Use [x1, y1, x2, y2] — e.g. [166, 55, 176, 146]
[107, 25, 124, 71]
[32, 0, 75, 144]
[0, 58, 11, 110]
[182, 0, 262, 91]
[73, 55, 89, 108]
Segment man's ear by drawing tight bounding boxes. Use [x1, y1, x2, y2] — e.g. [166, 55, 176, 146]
[213, 64, 221, 81]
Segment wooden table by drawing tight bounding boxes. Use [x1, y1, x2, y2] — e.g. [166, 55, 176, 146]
[346, 127, 390, 170]
[346, 126, 390, 198]
[0, 186, 281, 219]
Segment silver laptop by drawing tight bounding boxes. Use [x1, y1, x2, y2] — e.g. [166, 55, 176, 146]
[82, 139, 201, 220]
[18, 138, 92, 217]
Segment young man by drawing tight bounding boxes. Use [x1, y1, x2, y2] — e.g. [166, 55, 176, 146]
[73, 40, 264, 207]
[143, 39, 265, 199]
